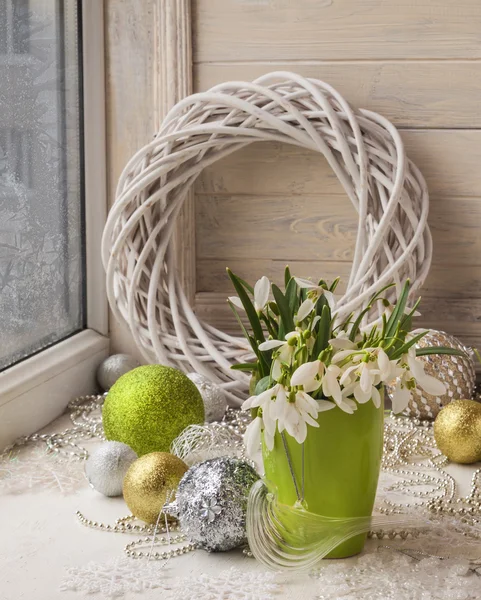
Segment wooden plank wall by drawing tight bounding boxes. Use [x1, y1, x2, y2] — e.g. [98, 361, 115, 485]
[192, 0, 481, 351]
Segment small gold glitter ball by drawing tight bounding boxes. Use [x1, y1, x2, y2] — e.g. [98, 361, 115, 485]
[386, 329, 475, 420]
[123, 452, 188, 524]
[433, 399, 481, 464]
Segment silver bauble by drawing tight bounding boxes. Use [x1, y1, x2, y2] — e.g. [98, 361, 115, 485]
[85, 441, 137, 496]
[97, 354, 141, 391]
[187, 373, 228, 422]
[165, 457, 259, 552]
[386, 329, 476, 420]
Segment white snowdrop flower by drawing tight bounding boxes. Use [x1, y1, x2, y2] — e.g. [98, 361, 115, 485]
[290, 360, 324, 393]
[229, 275, 270, 314]
[321, 364, 344, 407]
[294, 277, 337, 316]
[258, 331, 301, 380]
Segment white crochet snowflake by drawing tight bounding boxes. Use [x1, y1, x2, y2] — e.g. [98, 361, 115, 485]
[60, 557, 166, 597]
[171, 567, 282, 600]
[0, 447, 85, 495]
[315, 550, 481, 600]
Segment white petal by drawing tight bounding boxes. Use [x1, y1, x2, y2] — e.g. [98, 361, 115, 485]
[323, 368, 342, 405]
[317, 400, 336, 412]
[303, 412, 320, 428]
[391, 382, 411, 414]
[263, 426, 275, 452]
[417, 373, 446, 397]
[271, 385, 288, 420]
[291, 361, 321, 391]
[271, 358, 283, 381]
[377, 349, 391, 380]
[371, 386, 382, 409]
[228, 296, 245, 310]
[360, 364, 373, 394]
[338, 400, 355, 414]
[322, 290, 336, 311]
[244, 417, 263, 458]
[294, 277, 317, 289]
[297, 298, 315, 322]
[330, 337, 357, 350]
[258, 339, 285, 351]
[354, 384, 371, 404]
[340, 364, 358, 386]
[278, 344, 295, 365]
[331, 349, 360, 364]
[254, 276, 270, 310]
[296, 391, 320, 418]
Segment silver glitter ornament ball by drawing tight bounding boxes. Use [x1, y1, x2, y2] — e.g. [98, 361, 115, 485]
[165, 457, 259, 552]
[386, 329, 476, 420]
[97, 354, 141, 391]
[187, 373, 228, 422]
[85, 441, 138, 496]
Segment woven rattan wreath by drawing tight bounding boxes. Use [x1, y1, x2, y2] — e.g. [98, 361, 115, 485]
[102, 72, 432, 406]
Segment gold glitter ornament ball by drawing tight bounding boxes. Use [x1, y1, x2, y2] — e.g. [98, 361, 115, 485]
[103, 365, 205, 456]
[434, 400, 481, 464]
[123, 452, 188, 524]
[386, 329, 475, 420]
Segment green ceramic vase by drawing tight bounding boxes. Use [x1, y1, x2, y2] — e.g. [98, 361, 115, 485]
[262, 392, 384, 558]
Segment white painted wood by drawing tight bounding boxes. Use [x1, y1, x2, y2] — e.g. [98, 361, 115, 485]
[155, 0, 196, 304]
[196, 194, 481, 266]
[83, 0, 108, 335]
[0, 331, 109, 448]
[195, 62, 481, 128]
[193, 0, 481, 61]
[197, 133, 481, 199]
[105, 0, 157, 356]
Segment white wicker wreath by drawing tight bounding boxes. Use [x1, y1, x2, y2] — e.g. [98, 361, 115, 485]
[102, 72, 432, 406]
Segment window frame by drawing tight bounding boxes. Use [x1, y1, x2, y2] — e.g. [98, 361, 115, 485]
[0, 0, 109, 449]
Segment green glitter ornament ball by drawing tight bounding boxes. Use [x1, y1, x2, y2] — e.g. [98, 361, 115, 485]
[102, 365, 204, 456]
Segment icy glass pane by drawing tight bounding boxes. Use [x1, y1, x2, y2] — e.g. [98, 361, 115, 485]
[0, 0, 84, 370]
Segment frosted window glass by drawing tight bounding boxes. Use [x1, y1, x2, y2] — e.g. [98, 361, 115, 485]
[0, 0, 84, 370]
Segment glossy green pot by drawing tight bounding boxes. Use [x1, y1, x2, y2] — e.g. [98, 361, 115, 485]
[262, 393, 384, 558]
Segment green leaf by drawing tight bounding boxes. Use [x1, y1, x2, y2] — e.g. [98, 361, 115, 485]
[329, 277, 341, 293]
[390, 330, 427, 360]
[313, 304, 332, 357]
[227, 268, 265, 342]
[231, 362, 259, 371]
[255, 375, 273, 395]
[285, 276, 300, 316]
[284, 265, 292, 289]
[228, 299, 256, 352]
[399, 296, 421, 331]
[236, 276, 254, 295]
[416, 346, 468, 357]
[385, 280, 410, 339]
[272, 284, 295, 335]
[349, 305, 372, 341]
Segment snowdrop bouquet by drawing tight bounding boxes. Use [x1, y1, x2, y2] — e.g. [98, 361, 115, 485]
[227, 268, 460, 461]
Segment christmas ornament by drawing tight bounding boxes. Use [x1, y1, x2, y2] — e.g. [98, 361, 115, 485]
[85, 441, 137, 497]
[386, 330, 475, 420]
[123, 452, 188, 524]
[97, 354, 141, 391]
[433, 399, 481, 464]
[165, 457, 259, 552]
[187, 373, 228, 422]
[102, 365, 204, 456]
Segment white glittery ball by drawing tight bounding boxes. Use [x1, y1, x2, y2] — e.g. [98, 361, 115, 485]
[97, 354, 141, 391]
[187, 373, 228, 422]
[85, 441, 138, 496]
